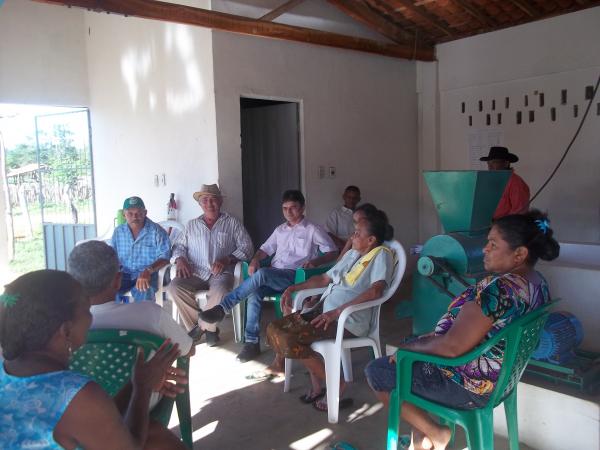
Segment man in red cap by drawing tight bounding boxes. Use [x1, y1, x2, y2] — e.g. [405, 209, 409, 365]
[480, 146, 530, 219]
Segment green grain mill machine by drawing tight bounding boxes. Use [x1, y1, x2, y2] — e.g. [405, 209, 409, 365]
[411, 170, 511, 335]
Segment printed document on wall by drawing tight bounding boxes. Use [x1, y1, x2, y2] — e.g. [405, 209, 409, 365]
[468, 129, 503, 169]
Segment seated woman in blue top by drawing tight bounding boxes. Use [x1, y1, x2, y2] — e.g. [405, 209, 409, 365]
[0, 270, 184, 449]
[268, 209, 394, 411]
[365, 210, 559, 450]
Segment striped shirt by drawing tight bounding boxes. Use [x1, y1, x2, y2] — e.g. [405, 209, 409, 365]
[171, 212, 254, 280]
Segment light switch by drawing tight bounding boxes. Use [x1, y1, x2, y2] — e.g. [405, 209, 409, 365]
[161, 173, 167, 186]
[154, 175, 159, 187]
[318, 166, 325, 179]
[328, 166, 336, 178]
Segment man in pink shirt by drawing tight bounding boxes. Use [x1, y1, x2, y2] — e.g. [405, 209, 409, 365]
[480, 146, 530, 219]
[200, 190, 338, 362]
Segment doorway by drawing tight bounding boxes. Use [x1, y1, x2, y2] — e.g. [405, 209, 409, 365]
[0, 104, 96, 283]
[240, 98, 301, 247]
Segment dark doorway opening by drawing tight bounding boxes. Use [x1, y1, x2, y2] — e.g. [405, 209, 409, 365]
[240, 98, 301, 247]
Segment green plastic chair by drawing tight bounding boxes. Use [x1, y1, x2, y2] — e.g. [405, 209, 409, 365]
[387, 302, 553, 450]
[70, 329, 193, 449]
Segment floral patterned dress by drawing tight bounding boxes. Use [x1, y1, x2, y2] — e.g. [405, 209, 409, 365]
[435, 271, 550, 395]
[0, 363, 91, 449]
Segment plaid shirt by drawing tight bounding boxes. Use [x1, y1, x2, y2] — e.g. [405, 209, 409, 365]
[111, 218, 171, 277]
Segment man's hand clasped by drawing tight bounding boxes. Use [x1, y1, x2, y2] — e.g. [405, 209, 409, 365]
[135, 269, 152, 292]
[248, 259, 260, 276]
[211, 257, 229, 276]
[175, 257, 192, 279]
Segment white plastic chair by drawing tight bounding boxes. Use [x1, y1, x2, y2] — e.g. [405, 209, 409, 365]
[153, 220, 185, 306]
[166, 259, 245, 343]
[283, 240, 407, 423]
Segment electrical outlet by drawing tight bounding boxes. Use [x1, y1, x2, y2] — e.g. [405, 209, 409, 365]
[328, 166, 336, 178]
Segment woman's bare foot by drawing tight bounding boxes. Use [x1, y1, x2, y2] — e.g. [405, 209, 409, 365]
[410, 429, 432, 450]
[265, 355, 285, 375]
[428, 425, 451, 450]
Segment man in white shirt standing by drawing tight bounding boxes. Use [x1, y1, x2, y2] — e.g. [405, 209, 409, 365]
[167, 184, 254, 347]
[200, 190, 338, 362]
[325, 185, 361, 250]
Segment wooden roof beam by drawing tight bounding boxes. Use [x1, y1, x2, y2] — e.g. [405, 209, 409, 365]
[388, 0, 454, 37]
[366, 0, 437, 46]
[326, 0, 414, 44]
[452, 0, 497, 28]
[31, 0, 435, 60]
[259, 0, 305, 22]
[508, 0, 540, 18]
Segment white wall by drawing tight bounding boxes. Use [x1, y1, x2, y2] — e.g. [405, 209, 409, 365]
[0, 0, 89, 106]
[429, 7, 600, 244]
[417, 7, 600, 350]
[84, 3, 219, 234]
[211, 31, 419, 248]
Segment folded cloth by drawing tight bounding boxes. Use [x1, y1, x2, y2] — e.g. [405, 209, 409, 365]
[344, 246, 391, 286]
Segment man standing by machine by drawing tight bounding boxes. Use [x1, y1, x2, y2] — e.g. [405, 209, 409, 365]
[480, 146, 530, 219]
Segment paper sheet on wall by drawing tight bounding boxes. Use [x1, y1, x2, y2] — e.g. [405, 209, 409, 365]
[468, 130, 503, 169]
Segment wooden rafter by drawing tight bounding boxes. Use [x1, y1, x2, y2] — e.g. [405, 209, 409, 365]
[388, 0, 454, 37]
[31, 0, 435, 60]
[452, 0, 497, 28]
[508, 0, 540, 18]
[259, 0, 305, 22]
[326, 0, 413, 44]
[366, 0, 436, 45]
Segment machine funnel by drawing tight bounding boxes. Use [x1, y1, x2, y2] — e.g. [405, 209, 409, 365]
[424, 170, 511, 234]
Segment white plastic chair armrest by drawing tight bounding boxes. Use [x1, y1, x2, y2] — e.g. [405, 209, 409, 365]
[334, 297, 386, 345]
[155, 263, 172, 306]
[292, 288, 327, 312]
[233, 261, 243, 288]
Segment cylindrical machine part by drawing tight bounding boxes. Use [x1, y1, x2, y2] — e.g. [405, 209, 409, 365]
[417, 256, 437, 276]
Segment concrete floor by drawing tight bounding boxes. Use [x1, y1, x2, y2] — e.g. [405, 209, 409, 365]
[168, 294, 536, 450]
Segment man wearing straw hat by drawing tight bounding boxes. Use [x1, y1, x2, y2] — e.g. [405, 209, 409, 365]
[168, 184, 253, 346]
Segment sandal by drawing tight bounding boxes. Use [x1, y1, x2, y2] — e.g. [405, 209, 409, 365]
[299, 388, 326, 404]
[313, 396, 354, 412]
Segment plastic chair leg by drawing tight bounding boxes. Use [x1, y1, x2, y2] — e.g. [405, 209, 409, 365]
[387, 389, 401, 450]
[341, 348, 353, 382]
[284, 358, 293, 393]
[504, 390, 520, 450]
[175, 358, 193, 449]
[274, 297, 283, 319]
[232, 303, 244, 343]
[322, 349, 342, 424]
[439, 417, 456, 448]
[464, 410, 494, 450]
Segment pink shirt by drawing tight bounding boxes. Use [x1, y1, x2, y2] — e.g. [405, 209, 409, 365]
[260, 218, 337, 269]
[493, 171, 530, 219]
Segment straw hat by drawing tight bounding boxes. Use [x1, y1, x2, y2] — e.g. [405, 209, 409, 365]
[193, 184, 223, 202]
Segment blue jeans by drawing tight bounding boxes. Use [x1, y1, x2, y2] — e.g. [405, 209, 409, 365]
[117, 272, 158, 302]
[220, 267, 296, 343]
